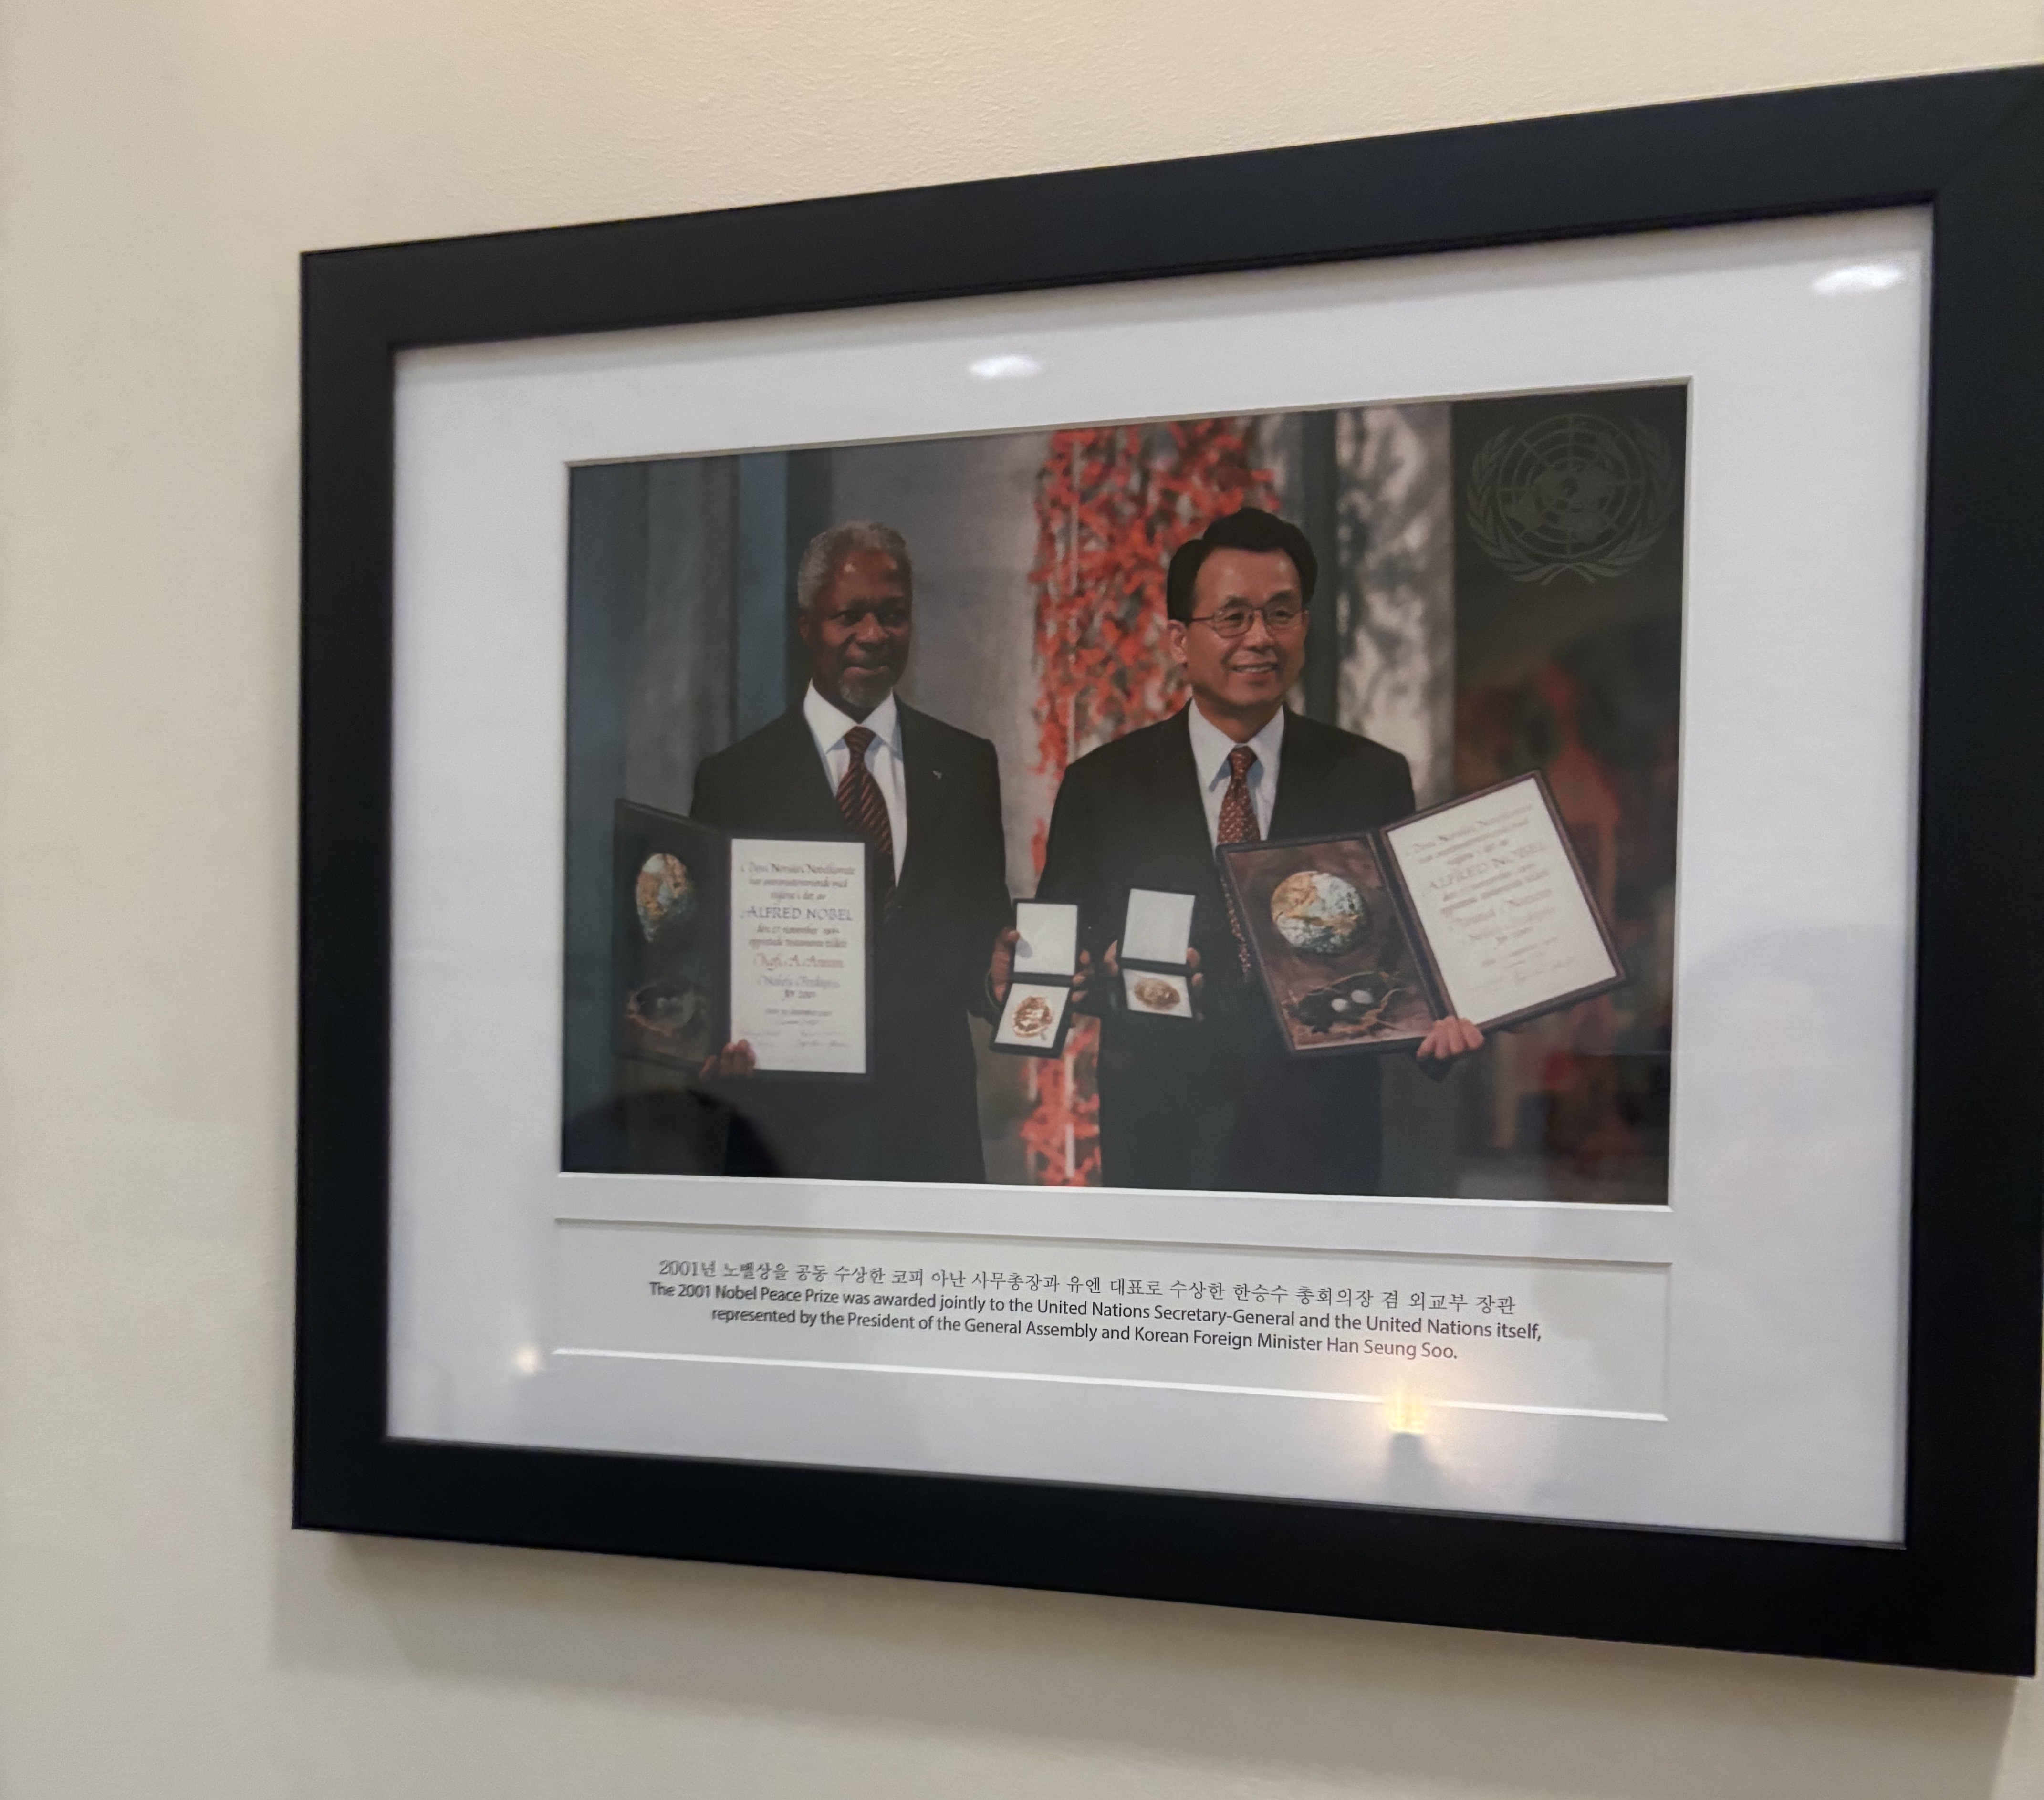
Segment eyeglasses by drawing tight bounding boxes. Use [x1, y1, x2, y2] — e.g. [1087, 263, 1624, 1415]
[1187, 601, 1307, 639]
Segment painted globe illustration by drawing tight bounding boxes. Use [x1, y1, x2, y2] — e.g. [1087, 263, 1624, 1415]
[1270, 870, 1366, 956]
[635, 852, 698, 943]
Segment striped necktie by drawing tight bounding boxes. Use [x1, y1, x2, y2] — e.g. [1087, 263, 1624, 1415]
[1217, 744, 1259, 975]
[836, 723, 895, 902]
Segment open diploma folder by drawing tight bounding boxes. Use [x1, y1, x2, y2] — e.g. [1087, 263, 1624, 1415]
[613, 801, 871, 1078]
[1216, 770, 1625, 1057]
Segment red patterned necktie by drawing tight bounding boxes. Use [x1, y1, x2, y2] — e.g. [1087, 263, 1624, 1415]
[1217, 743, 1260, 975]
[836, 723, 895, 903]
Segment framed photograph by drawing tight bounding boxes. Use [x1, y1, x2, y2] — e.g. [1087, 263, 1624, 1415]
[297, 68, 2044, 1671]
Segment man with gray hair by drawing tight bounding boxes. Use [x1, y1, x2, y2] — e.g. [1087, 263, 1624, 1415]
[691, 521, 1012, 1182]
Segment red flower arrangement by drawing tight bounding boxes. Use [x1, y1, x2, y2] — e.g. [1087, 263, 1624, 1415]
[1018, 418, 1276, 1186]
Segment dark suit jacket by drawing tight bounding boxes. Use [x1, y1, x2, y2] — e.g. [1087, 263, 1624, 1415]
[1037, 706, 1416, 1194]
[690, 699, 1011, 1182]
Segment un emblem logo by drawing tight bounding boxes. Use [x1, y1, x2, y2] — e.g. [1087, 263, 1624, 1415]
[1467, 413, 1678, 585]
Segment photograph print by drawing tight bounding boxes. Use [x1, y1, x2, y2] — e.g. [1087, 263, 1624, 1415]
[562, 381, 1685, 1206]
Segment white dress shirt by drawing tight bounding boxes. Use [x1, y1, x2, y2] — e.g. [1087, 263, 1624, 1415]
[803, 683, 908, 879]
[1185, 702, 1285, 845]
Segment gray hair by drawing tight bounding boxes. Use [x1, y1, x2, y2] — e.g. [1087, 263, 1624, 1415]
[795, 521, 914, 617]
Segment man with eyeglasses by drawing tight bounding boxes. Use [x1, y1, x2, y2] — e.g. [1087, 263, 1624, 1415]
[1013, 506, 1481, 1193]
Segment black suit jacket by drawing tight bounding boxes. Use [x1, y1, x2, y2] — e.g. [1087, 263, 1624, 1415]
[1037, 706, 1416, 1194]
[690, 699, 1011, 1182]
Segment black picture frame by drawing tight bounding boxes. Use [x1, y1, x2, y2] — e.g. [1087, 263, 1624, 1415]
[298, 67, 2044, 1673]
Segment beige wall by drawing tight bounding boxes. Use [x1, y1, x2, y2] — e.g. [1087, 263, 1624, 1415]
[1, 1, 2039, 1792]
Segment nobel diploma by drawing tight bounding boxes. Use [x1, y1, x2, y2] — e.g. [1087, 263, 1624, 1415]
[1380, 775, 1621, 1027]
[1217, 770, 1623, 1056]
[727, 838, 868, 1074]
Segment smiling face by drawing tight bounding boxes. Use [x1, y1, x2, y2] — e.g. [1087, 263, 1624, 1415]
[799, 546, 913, 717]
[1167, 546, 1309, 738]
